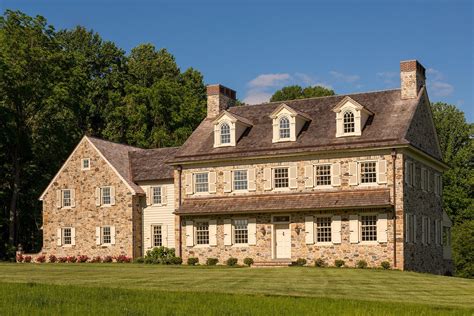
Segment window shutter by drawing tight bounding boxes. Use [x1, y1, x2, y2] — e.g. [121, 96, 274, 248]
[56, 190, 62, 209]
[421, 216, 426, 244]
[248, 218, 257, 245]
[248, 168, 256, 191]
[96, 227, 101, 245]
[95, 188, 101, 206]
[147, 187, 152, 206]
[349, 162, 358, 185]
[57, 228, 62, 246]
[224, 219, 232, 246]
[405, 213, 410, 243]
[272, 122, 279, 142]
[209, 172, 217, 194]
[110, 226, 116, 245]
[70, 189, 76, 208]
[349, 215, 359, 243]
[404, 160, 410, 184]
[427, 217, 431, 245]
[331, 163, 341, 187]
[305, 216, 314, 244]
[331, 216, 342, 244]
[214, 124, 220, 147]
[377, 160, 387, 184]
[421, 168, 426, 191]
[377, 213, 388, 243]
[223, 171, 232, 193]
[185, 221, 194, 246]
[263, 168, 272, 191]
[304, 164, 314, 188]
[161, 186, 167, 206]
[162, 225, 168, 247]
[413, 215, 417, 244]
[209, 220, 217, 246]
[185, 173, 193, 195]
[71, 227, 76, 246]
[110, 186, 116, 205]
[289, 166, 298, 189]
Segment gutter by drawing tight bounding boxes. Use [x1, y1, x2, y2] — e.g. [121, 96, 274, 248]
[391, 148, 397, 268]
[177, 165, 183, 258]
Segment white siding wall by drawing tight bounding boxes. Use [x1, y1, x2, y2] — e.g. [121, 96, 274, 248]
[139, 181, 176, 251]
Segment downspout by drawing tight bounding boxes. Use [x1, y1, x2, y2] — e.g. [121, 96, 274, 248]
[177, 165, 183, 258]
[391, 149, 397, 268]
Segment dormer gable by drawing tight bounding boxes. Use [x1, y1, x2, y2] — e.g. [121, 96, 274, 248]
[213, 110, 252, 147]
[332, 96, 373, 137]
[270, 103, 311, 143]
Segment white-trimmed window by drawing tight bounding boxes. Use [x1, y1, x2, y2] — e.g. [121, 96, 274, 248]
[101, 187, 111, 205]
[101, 226, 111, 244]
[220, 122, 231, 144]
[82, 158, 90, 170]
[343, 111, 355, 133]
[316, 217, 332, 243]
[361, 215, 377, 241]
[194, 173, 209, 193]
[195, 221, 209, 245]
[233, 219, 248, 244]
[315, 164, 331, 186]
[279, 116, 291, 139]
[360, 161, 377, 184]
[152, 186, 162, 205]
[152, 225, 162, 247]
[233, 170, 248, 191]
[274, 167, 289, 188]
[62, 227, 72, 245]
[62, 189, 72, 207]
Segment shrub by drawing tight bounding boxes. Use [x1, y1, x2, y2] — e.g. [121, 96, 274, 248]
[48, 255, 57, 263]
[144, 247, 181, 264]
[314, 258, 326, 268]
[36, 255, 46, 263]
[381, 261, 391, 270]
[67, 256, 77, 263]
[115, 255, 131, 263]
[58, 257, 68, 263]
[77, 255, 89, 263]
[170, 257, 182, 265]
[133, 257, 145, 264]
[294, 258, 307, 266]
[187, 257, 199, 266]
[356, 260, 368, 269]
[90, 256, 102, 263]
[335, 259, 345, 268]
[206, 258, 218, 266]
[16, 254, 24, 263]
[226, 257, 238, 266]
[24, 256, 32, 263]
[243, 258, 254, 267]
[103, 256, 113, 263]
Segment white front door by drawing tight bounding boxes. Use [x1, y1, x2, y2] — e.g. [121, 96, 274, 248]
[274, 224, 291, 259]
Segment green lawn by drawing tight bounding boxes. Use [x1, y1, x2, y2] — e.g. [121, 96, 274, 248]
[0, 263, 473, 315]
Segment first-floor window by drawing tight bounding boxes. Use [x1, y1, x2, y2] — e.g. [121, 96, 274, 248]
[62, 189, 71, 207]
[102, 226, 111, 244]
[62, 227, 72, 245]
[196, 221, 209, 245]
[152, 225, 162, 247]
[233, 219, 248, 244]
[442, 226, 451, 246]
[361, 215, 377, 241]
[233, 170, 248, 191]
[360, 162, 377, 184]
[316, 217, 332, 243]
[315, 165, 331, 186]
[152, 187, 162, 204]
[101, 187, 111, 205]
[423, 217, 430, 244]
[194, 173, 209, 193]
[274, 167, 289, 188]
[406, 214, 415, 243]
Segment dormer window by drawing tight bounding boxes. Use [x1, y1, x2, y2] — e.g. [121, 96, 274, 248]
[333, 96, 373, 138]
[343, 111, 355, 133]
[213, 110, 252, 148]
[279, 116, 291, 139]
[220, 122, 231, 144]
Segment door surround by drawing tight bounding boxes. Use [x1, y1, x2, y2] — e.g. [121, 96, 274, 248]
[271, 214, 291, 259]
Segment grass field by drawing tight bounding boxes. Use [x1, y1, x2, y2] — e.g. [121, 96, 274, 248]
[0, 263, 473, 315]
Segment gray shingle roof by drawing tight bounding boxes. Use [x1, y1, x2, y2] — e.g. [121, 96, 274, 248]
[129, 147, 179, 181]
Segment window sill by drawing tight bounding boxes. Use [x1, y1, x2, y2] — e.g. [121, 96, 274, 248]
[100, 204, 113, 208]
[315, 242, 333, 246]
[61, 206, 73, 210]
[359, 241, 379, 245]
[193, 244, 210, 248]
[273, 187, 291, 192]
[61, 245, 73, 248]
[231, 243, 249, 248]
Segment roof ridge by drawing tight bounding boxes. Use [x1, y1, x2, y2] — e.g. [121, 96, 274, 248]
[87, 135, 143, 150]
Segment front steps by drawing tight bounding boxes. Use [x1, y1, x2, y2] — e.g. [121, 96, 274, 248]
[252, 259, 292, 268]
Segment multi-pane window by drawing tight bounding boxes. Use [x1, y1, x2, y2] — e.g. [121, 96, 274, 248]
[82, 158, 90, 170]
[316, 217, 332, 243]
[101, 187, 111, 205]
[279, 117, 290, 139]
[196, 222, 209, 245]
[361, 215, 377, 241]
[62, 189, 71, 207]
[233, 170, 248, 190]
[360, 162, 377, 184]
[152, 187, 162, 204]
[62, 227, 72, 245]
[194, 173, 209, 193]
[101, 226, 111, 244]
[442, 226, 450, 246]
[152, 225, 162, 247]
[343, 111, 355, 133]
[233, 219, 248, 244]
[220, 123, 231, 144]
[274, 168, 289, 188]
[315, 165, 331, 186]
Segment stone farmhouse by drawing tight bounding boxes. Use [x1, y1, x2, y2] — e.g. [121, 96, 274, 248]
[35, 60, 452, 274]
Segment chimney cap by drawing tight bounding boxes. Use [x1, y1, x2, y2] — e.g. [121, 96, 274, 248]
[207, 84, 236, 100]
[400, 60, 426, 77]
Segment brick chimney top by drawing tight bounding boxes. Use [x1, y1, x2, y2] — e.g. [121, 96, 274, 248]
[400, 60, 426, 99]
[206, 84, 236, 118]
[207, 84, 236, 100]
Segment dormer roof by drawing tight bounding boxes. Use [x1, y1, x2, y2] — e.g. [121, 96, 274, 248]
[213, 110, 253, 126]
[332, 96, 374, 115]
[270, 103, 312, 121]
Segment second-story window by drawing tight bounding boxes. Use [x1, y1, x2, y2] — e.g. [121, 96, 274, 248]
[152, 187, 162, 204]
[274, 167, 289, 188]
[194, 173, 209, 193]
[315, 165, 331, 186]
[82, 158, 90, 170]
[233, 170, 248, 190]
[62, 189, 71, 207]
[220, 122, 231, 144]
[101, 187, 111, 205]
[279, 116, 290, 139]
[343, 111, 355, 133]
[360, 161, 377, 184]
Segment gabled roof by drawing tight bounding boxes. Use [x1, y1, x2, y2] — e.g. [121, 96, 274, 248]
[213, 110, 253, 126]
[332, 96, 374, 115]
[171, 89, 432, 164]
[270, 103, 312, 121]
[129, 147, 179, 181]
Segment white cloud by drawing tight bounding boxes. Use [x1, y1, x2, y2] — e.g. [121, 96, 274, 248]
[243, 91, 273, 105]
[247, 73, 291, 89]
[376, 72, 398, 85]
[330, 71, 360, 83]
[426, 68, 444, 81]
[314, 82, 333, 90]
[426, 68, 454, 97]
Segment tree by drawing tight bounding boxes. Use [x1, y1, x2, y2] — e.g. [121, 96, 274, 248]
[270, 85, 335, 102]
[452, 220, 474, 278]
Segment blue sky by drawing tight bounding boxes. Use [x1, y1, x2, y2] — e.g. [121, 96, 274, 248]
[3, 0, 473, 121]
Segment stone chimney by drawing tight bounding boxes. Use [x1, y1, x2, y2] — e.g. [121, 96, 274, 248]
[207, 84, 236, 118]
[400, 60, 426, 99]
